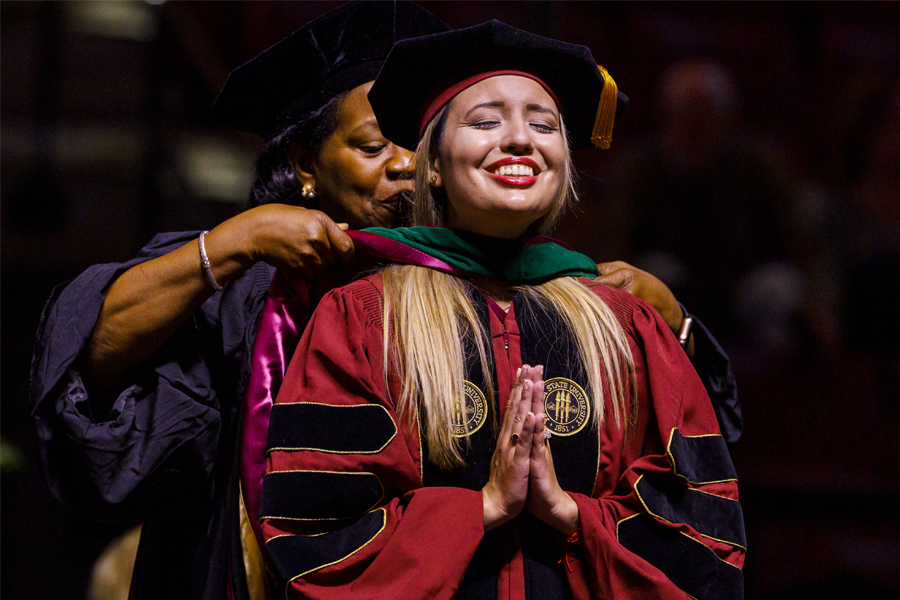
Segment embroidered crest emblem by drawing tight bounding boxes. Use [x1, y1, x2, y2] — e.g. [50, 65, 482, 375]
[451, 381, 488, 438]
[543, 378, 590, 436]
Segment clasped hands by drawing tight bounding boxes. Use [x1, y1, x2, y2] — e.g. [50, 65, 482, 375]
[481, 365, 580, 535]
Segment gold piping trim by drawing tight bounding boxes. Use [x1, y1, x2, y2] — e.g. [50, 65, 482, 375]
[666, 428, 738, 485]
[616, 511, 743, 574]
[267, 403, 398, 455]
[677, 529, 744, 572]
[594, 427, 601, 496]
[691, 486, 741, 503]
[633, 475, 747, 552]
[615, 512, 641, 540]
[417, 410, 424, 483]
[267, 525, 356, 542]
[259, 470, 384, 523]
[282, 508, 388, 596]
[264, 469, 381, 475]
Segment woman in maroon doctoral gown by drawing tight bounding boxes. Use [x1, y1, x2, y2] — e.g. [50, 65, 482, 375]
[261, 19, 745, 600]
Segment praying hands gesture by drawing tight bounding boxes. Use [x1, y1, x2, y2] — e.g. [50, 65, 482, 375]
[481, 365, 580, 535]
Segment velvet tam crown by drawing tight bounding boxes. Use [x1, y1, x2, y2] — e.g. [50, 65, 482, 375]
[368, 19, 628, 151]
[212, 0, 450, 140]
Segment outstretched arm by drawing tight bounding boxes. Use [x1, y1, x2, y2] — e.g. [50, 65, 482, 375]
[83, 205, 353, 391]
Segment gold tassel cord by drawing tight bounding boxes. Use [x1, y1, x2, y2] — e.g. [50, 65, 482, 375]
[591, 65, 618, 150]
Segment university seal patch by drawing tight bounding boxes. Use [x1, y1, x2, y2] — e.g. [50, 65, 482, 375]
[543, 378, 590, 436]
[451, 381, 488, 438]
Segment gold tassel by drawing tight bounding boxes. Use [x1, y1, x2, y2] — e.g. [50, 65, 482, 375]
[591, 65, 618, 149]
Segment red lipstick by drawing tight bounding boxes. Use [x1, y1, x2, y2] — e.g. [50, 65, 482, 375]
[484, 157, 540, 187]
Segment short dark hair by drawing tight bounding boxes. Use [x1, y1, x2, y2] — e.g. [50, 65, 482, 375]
[249, 92, 347, 208]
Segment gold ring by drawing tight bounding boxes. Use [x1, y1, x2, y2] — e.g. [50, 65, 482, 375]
[510, 432, 519, 444]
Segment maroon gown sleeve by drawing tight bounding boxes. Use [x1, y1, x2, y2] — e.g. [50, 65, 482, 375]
[564, 283, 745, 600]
[260, 278, 485, 600]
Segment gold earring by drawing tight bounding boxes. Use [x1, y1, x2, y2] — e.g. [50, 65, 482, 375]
[429, 174, 437, 186]
[300, 182, 317, 200]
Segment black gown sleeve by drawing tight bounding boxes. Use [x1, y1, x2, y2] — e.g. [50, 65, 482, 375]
[681, 304, 742, 448]
[28, 231, 269, 521]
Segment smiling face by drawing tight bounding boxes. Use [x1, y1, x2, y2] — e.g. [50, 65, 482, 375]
[297, 82, 415, 229]
[433, 75, 568, 239]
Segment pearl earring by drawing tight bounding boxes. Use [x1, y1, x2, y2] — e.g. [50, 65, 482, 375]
[301, 182, 317, 200]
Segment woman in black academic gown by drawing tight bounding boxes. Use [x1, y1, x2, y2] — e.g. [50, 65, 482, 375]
[30, 3, 449, 598]
[30, 3, 740, 599]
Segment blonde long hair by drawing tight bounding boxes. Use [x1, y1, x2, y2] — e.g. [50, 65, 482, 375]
[383, 102, 635, 469]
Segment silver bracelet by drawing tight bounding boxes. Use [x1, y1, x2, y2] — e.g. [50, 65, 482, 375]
[198, 230, 224, 292]
[678, 315, 693, 348]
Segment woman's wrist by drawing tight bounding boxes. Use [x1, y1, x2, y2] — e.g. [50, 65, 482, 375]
[203, 216, 257, 287]
[546, 492, 580, 536]
[482, 487, 516, 532]
[482, 489, 501, 531]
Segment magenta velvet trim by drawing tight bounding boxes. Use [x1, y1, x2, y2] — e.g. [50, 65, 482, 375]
[348, 229, 470, 275]
[239, 270, 309, 552]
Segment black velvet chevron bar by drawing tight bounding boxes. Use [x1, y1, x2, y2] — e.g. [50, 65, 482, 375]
[266, 510, 386, 585]
[260, 471, 383, 520]
[618, 514, 743, 600]
[636, 474, 746, 548]
[667, 429, 737, 484]
[267, 403, 397, 454]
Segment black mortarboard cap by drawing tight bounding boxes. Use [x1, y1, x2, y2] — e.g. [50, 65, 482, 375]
[212, 1, 450, 140]
[369, 19, 628, 151]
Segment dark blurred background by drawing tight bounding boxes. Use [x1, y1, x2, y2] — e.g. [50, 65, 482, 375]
[2, 2, 899, 599]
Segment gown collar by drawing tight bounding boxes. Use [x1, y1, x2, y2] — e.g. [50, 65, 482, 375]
[347, 226, 599, 285]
